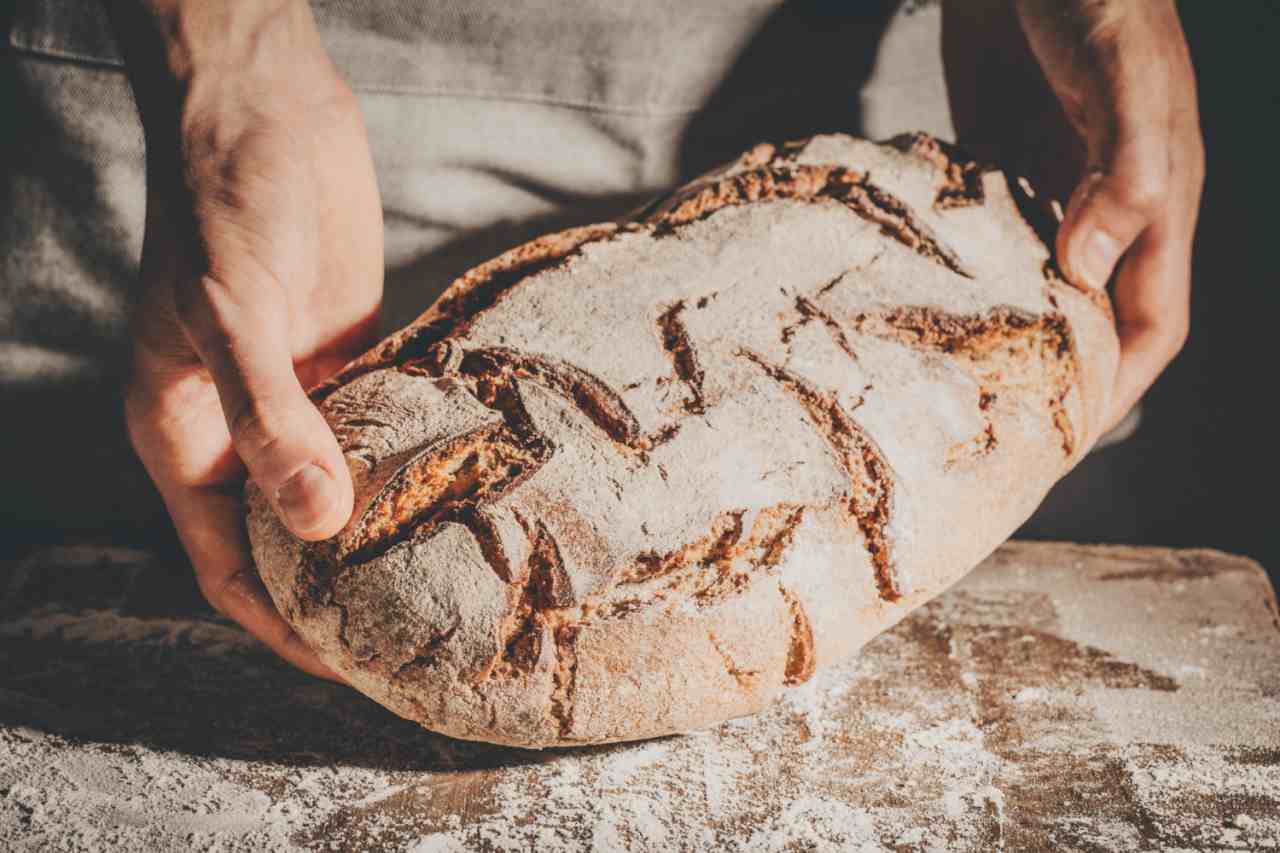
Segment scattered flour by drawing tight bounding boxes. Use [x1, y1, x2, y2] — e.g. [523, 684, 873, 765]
[4, 543, 1279, 851]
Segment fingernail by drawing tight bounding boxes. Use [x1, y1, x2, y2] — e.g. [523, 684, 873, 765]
[1075, 228, 1123, 290]
[276, 464, 338, 534]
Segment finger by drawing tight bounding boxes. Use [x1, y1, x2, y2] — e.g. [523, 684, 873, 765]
[1056, 130, 1171, 294]
[166, 480, 346, 683]
[1105, 148, 1200, 431]
[211, 563, 347, 684]
[175, 267, 354, 540]
[1045, 2, 1177, 294]
[1106, 231, 1190, 431]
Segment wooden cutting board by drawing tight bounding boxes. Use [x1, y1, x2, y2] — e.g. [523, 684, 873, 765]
[1, 541, 1276, 851]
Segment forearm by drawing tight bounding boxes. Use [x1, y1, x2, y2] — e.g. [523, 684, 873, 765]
[100, 0, 333, 139]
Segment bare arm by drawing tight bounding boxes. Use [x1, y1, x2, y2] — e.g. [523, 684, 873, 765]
[103, 0, 384, 677]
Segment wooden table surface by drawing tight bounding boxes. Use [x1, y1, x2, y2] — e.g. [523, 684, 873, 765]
[1, 541, 1277, 851]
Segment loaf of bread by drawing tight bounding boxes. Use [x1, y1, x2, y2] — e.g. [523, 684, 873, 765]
[247, 133, 1118, 748]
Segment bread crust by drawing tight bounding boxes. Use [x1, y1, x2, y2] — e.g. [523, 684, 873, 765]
[248, 133, 1118, 747]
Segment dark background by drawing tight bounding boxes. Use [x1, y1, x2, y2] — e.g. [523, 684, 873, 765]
[1, 1, 1276, 582]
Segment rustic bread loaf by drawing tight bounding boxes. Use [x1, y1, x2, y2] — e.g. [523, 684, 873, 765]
[247, 133, 1118, 748]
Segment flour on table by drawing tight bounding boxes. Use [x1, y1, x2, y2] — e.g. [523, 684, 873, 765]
[3, 542, 1278, 851]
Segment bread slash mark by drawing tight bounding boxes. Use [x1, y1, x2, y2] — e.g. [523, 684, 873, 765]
[739, 351, 901, 601]
[852, 306, 1079, 458]
[618, 509, 746, 586]
[887, 132, 987, 210]
[512, 504, 803, 634]
[654, 164, 972, 279]
[655, 300, 707, 415]
[778, 585, 816, 685]
[945, 423, 999, 471]
[454, 346, 692, 455]
[459, 347, 643, 447]
[393, 617, 462, 676]
[483, 522, 572, 682]
[784, 295, 859, 362]
[339, 424, 549, 567]
[708, 632, 760, 689]
[549, 623, 581, 738]
[310, 224, 618, 403]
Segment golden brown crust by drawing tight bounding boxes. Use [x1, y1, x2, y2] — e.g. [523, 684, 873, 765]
[248, 133, 1118, 748]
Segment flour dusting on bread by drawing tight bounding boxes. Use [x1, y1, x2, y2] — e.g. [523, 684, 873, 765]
[248, 132, 1118, 747]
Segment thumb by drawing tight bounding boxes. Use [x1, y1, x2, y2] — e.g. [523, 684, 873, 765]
[1057, 133, 1171, 293]
[176, 270, 354, 540]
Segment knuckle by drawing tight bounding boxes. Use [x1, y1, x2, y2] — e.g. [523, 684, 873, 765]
[225, 396, 287, 455]
[1109, 167, 1169, 216]
[1140, 312, 1190, 367]
[225, 394, 312, 479]
[1122, 303, 1189, 372]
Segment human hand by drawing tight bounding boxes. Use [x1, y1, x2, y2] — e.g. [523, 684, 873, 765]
[108, 0, 382, 678]
[944, 0, 1203, 432]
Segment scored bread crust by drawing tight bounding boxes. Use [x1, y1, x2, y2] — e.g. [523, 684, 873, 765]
[247, 133, 1118, 748]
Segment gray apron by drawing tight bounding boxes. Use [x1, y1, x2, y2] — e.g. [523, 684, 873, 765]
[0, 0, 963, 535]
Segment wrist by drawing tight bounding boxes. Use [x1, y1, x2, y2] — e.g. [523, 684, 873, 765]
[149, 0, 320, 83]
